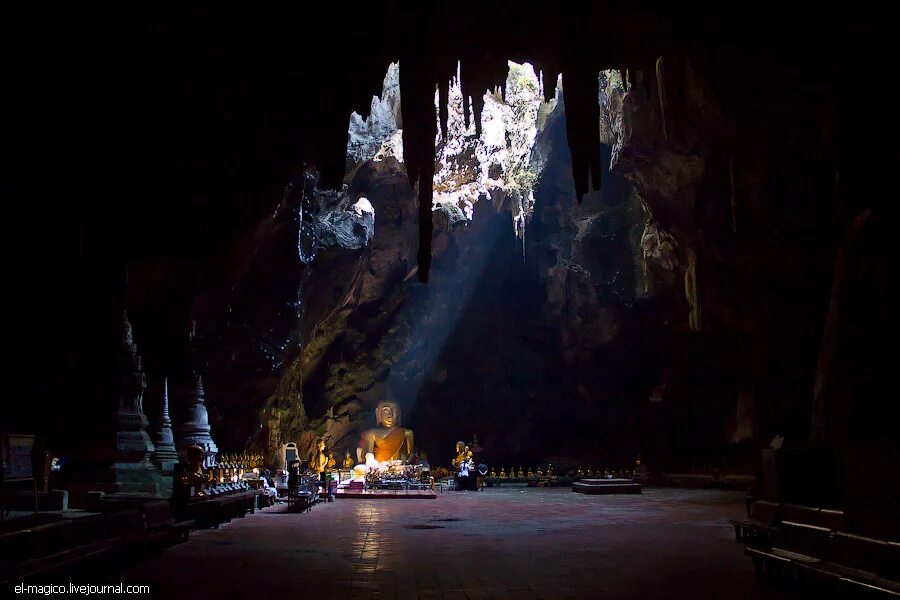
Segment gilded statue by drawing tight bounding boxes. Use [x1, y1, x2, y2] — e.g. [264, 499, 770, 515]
[499, 467, 507, 479]
[182, 445, 207, 496]
[326, 451, 336, 470]
[309, 437, 328, 473]
[451, 441, 466, 469]
[357, 400, 414, 463]
[343, 449, 355, 468]
[517, 467, 525, 479]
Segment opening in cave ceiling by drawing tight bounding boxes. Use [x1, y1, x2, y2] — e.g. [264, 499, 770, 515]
[301, 61, 653, 268]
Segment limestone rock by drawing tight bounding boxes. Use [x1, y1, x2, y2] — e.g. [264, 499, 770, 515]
[347, 62, 403, 164]
[314, 192, 375, 250]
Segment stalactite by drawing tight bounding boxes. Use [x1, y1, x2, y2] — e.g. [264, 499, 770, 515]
[684, 247, 700, 331]
[656, 56, 670, 140]
[729, 155, 738, 233]
[562, 60, 602, 202]
[644, 63, 654, 99]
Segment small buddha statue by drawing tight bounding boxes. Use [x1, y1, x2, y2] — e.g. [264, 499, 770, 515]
[527, 467, 534, 479]
[517, 467, 525, 479]
[490, 467, 497, 478]
[547, 465, 554, 477]
[343, 449, 355, 468]
[536, 466, 544, 477]
[499, 467, 507, 479]
[326, 451, 336, 470]
[356, 401, 414, 463]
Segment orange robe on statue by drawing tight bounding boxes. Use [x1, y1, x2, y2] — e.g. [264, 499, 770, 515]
[373, 427, 407, 462]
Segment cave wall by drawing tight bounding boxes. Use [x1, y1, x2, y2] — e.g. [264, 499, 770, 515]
[7, 7, 893, 529]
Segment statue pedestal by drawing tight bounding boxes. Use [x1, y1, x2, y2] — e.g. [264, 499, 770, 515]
[572, 478, 642, 495]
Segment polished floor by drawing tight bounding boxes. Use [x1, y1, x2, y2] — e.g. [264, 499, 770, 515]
[119, 488, 785, 599]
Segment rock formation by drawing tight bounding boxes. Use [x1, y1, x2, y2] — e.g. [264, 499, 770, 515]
[347, 62, 403, 164]
[432, 61, 554, 242]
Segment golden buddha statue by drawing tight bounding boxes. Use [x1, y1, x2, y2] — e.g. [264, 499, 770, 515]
[357, 401, 414, 463]
[326, 451, 336, 470]
[182, 445, 207, 496]
[536, 466, 543, 477]
[309, 437, 328, 473]
[517, 467, 525, 479]
[452, 441, 466, 469]
[489, 467, 497, 478]
[343, 449, 355, 468]
[547, 465, 554, 477]
[499, 467, 507, 479]
[527, 467, 534, 479]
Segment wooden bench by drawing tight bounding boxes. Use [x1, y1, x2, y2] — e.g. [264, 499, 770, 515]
[287, 486, 312, 513]
[745, 523, 900, 597]
[2, 536, 122, 585]
[0, 514, 134, 585]
[141, 501, 194, 546]
[730, 500, 780, 543]
[814, 533, 900, 597]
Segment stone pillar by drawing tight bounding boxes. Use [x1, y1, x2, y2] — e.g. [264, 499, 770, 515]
[176, 375, 218, 468]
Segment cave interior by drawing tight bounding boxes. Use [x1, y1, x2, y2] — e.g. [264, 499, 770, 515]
[4, 2, 897, 594]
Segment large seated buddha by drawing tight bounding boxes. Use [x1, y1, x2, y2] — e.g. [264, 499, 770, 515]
[357, 400, 414, 463]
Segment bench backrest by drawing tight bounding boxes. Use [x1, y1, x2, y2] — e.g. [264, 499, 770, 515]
[0, 529, 32, 561]
[883, 542, 900, 581]
[776, 521, 831, 558]
[829, 532, 888, 574]
[750, 500, 780, 524]
[818, 509, 846, 532]
[142, 500, 175, 528]
[781, 504, 821, 526]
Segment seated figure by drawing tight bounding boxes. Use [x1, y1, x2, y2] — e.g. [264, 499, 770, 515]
[356, 401, 414, 463]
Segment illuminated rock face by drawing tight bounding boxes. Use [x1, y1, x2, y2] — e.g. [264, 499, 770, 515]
[432, 62, 557, 240]
[297, 169, 377, 264]
[347, 62, 403, 164]
[313, 189, 375, 251]
[348, 62, 558, 240]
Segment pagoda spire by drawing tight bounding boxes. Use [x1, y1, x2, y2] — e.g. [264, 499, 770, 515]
[151, 377, 179, 477]
[176, 373, 218, 468]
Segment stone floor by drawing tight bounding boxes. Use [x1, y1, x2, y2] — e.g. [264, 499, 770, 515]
[117, 488, 787, 599]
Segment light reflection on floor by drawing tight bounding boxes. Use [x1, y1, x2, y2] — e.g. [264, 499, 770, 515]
[118, 488, 788, 599]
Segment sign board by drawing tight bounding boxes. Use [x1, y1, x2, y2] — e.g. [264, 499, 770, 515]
[2, 434, 35, 480]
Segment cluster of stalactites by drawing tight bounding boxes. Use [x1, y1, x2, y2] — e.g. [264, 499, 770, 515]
[349, 57, 622, 282]
[430, 61, 555, 247]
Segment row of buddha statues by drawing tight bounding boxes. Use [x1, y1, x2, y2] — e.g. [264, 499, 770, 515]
[303, 438, 357, 474]
[176, 444, 254, 498]
[217, 452, 266, 469]
[484, 466, 639, 479]
[492, 466, 556, 479]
